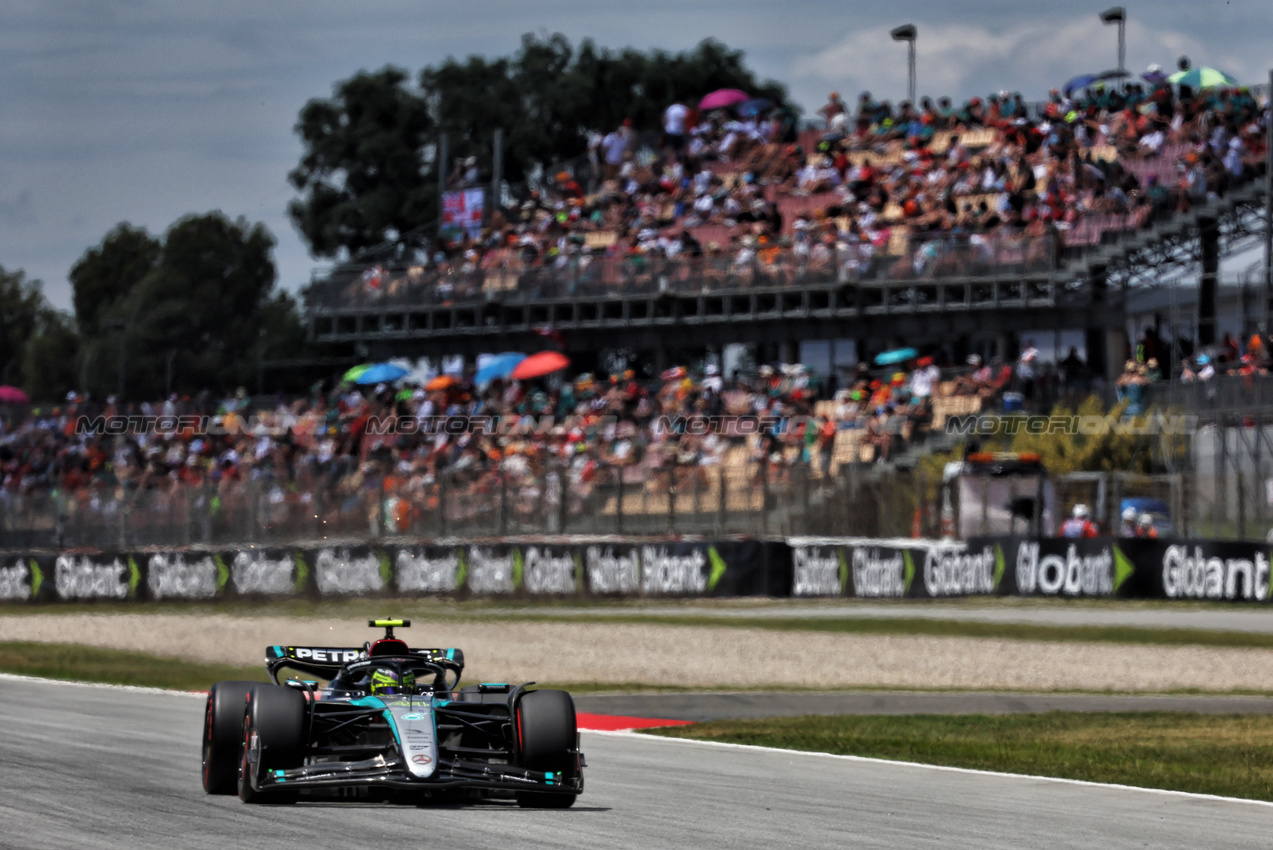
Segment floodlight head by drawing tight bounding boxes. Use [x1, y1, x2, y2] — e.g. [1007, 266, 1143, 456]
[1099, 7, 1125, 24]
[890, 24, 917, 42]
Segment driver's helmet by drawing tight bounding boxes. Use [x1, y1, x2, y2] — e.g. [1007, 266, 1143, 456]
[370, 667, 415, 695]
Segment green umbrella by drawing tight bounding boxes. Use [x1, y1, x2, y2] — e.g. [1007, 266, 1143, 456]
[342, 364, 371, 383]
[1167, 66, 1237, 89]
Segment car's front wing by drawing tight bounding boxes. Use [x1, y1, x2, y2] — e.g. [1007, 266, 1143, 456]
[252, 752, 582, 796]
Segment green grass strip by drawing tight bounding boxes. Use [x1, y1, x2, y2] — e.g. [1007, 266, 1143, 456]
[647, 713, 1273, 802]
[0, 641, 269, 691]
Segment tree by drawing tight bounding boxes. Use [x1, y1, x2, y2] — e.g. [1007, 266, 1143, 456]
[0, 266, 52, 388]
[20, 308, 80, 400]
[69, 224, 160, 336]
[70, 212, 301, 400]
[287, 67, 434, 260]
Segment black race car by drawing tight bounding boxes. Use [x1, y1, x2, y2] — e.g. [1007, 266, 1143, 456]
[201, 619, 584, 807]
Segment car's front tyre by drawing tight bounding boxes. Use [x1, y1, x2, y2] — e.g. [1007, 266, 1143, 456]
[203, 681, 258, 795]
[514, 689, 581, 809]
[237, 685, 306, 804]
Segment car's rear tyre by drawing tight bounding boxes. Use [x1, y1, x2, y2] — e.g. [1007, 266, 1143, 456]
[203, 681, 257, 794]
[237, 685, 306, 804]
[514, 689, 580, 809]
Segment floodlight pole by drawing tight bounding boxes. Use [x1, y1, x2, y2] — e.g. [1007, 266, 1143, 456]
[1100, 8, 1126, 87]
[891, 24, 917, 105]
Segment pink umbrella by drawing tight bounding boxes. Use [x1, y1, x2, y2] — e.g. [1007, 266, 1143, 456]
[699, 88, 749, 111]
[0, 386, 29, 404]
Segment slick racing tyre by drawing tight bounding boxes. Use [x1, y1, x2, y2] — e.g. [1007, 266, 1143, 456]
[203, 681, 258, 795]
[237, 685, 306, 804]
[514, 689, 580, 809]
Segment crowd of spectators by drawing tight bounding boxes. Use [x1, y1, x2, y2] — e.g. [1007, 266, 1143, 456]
[0, 350, 1033, 542]
[329, 69, 1269, 306]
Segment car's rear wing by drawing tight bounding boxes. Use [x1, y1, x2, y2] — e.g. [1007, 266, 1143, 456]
[265, 645, 465, 680]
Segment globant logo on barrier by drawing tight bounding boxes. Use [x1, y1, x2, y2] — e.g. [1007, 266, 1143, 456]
[231, 552, 296, 596]
[1015, 542, 1113, 597]
[1162, 545, 1271, 600]
[0, 561, 32, 601]
[315, 549, 385, 596]
[641, 547, 708, 595]
[147, 554, 219, 600]
[55, 555, 131, 600]
[584, 546, 640, 594]
[791, 547, 842, 597]
[466, 547, 515, 594]
[395, 549, 460, 594]
[923, 546, 996, 597]
[851, 548, 906, 598]
[946, 413, 1196, 437]
[522, 547, 576, 595]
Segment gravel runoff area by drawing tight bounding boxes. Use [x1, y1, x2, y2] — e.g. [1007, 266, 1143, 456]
[4, 613, 1273, 693]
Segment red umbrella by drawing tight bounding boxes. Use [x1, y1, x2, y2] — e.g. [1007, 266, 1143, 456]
[511, 351, 570, 380]
[0, 386, 29, 404]
[699, 88, 749, 110]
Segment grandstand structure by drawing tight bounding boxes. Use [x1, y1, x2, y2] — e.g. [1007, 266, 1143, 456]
[307, 105, 1272, 382]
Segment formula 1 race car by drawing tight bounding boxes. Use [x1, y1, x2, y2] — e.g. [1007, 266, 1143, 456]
[201, 619, 584, 807]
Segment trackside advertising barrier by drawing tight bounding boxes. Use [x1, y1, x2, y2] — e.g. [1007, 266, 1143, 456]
[2, 537, 1271, 603]
[0, 540, 785, 603]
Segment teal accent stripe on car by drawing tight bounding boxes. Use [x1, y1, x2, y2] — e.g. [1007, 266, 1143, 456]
[348, 695, 404, 750]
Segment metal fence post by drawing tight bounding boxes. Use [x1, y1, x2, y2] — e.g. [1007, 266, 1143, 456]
[667, 467, 676, 535]
[499, 474, 509, 536]
[717, 465, 726, 535]
[615, 469, 624, 536]
[439, 474, 449, 537]
[759, 456, 769, 536]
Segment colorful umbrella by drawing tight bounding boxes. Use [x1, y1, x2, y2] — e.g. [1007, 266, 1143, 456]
[353, 363, 410, 385]
[736, 97, 773, 117]
[873, 347, 918, 366]
[425, 375, 457, 391]
[1167, 66, 1238, 89]
[474, 352, 528, 387]
[511, 351, 571, 380]
[0, 386, 29, 404]
[699, 88, 749, 111]
[342, 364, 371, 383]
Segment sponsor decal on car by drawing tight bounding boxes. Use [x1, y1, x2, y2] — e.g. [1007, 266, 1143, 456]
[411, 754, 433, 765]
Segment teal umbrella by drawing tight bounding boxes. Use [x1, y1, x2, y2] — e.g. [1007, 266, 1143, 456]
[1167, 67, 1237, 89]
[874, 347, 917, 366]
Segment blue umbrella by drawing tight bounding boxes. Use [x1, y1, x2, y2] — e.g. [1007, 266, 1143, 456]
[353, 362, 410, 385]
[1062, 74, 1099, 98]
[874, 347, 918, 366]
[474, 352, 527, 387]
[736, 97, 773, 117]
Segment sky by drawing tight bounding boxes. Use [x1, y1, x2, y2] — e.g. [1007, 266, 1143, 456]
[1, 0, 1269, 313]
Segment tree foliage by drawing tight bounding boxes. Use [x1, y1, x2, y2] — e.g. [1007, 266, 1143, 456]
[288, 35, 792, 259]
[68, 213, 305, 401]
[0, 266, 54, 388]
[288, 67, 435, 260]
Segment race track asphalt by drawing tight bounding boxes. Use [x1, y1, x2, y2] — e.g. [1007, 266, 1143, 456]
[2, 677, 1270, 849]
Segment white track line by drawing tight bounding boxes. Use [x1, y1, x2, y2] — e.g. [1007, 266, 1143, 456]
[0, 671, 205, 698]
[585, 728, 1273, 809]
[7, 671, 1269, 808]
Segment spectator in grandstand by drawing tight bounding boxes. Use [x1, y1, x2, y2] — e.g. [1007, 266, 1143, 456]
[663, 101, 690, 154]
[1017, 341, 1039, 403]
